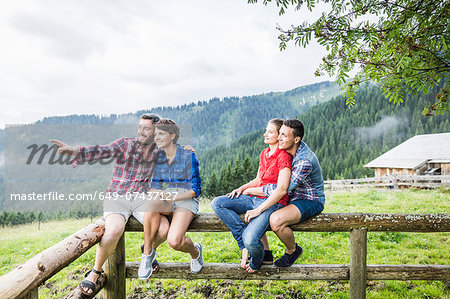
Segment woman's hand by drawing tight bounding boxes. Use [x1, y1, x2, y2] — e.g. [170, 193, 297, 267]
[227, 187, 244, 198]
[244, 208, 261, 223]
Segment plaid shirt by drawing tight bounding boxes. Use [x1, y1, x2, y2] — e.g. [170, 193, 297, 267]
[70, 137, 160, 194]
[263, 142, 325, 206]
[151, 144, 202, 197]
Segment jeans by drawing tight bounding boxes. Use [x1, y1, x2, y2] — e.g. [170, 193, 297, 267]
[211, 194, 282, 270]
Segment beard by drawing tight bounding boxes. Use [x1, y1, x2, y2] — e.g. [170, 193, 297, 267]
[138, 135, 154, 146]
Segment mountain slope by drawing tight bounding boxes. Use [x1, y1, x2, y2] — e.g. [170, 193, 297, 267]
[198, 83, 450, 196]
[34, 81, 340, 151]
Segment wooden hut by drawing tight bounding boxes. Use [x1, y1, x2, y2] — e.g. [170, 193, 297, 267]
[364, 133, 450, 177]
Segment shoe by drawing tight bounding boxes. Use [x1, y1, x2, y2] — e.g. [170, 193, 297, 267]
[140, 244, 160, 273]
[138, 250, 157, 280]
[80, 268, 106, 298]
[263, 250, 274, 265]
[274, 244, 303, 267]
[190, 242, 204, 274]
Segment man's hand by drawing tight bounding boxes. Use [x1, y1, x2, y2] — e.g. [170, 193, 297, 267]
[244, 208, 261, 223]
[182, 145, 195, 153]
[227, 186, 244, 198]
[49, 139, 79, 156]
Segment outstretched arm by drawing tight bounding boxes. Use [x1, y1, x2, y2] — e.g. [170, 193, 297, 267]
[49, 139, 79, 156]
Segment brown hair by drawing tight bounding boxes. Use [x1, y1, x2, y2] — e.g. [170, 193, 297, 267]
[155, 118, 180, 144]
[139, 113, 161, 123]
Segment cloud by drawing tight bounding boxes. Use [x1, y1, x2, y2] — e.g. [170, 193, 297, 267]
[10, 14, 104, 62]
[355, 116, 404, 140]
[0, 0, 334, 128]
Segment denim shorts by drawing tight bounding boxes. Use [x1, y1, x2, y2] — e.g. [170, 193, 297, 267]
[290, 199, 324, 222]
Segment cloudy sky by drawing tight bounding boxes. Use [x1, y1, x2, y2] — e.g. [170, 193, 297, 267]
[0, 0, 332, 128]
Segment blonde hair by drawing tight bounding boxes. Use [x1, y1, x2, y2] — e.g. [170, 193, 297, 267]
[268, 118, 284, 133]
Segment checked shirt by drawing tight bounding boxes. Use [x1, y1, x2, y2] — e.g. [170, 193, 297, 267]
[70, 137, 160, 195]
[263, 141, 325, 206]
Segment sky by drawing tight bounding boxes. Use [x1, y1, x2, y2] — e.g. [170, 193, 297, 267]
[0, 0, 333, 128]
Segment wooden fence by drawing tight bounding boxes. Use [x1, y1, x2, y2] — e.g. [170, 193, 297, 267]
[324, 175, 450, 190]
[0, 213, 449, 299]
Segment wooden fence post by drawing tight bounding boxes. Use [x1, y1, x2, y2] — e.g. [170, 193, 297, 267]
[104, 234, 126, 299]
[350, 228, 367, 299]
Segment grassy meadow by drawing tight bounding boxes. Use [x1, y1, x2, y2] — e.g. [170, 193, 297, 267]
[0, 188, 449, 298]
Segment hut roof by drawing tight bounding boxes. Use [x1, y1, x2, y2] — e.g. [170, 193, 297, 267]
[364, 133, 450, 169]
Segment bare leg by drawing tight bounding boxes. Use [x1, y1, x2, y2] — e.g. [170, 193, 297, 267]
[240, 248, 249, 269]
[143, 212, 161, 255]
[261, 233, 270, 251]
[152, 215, 169, 250]
[166, 208, 198, 258]
[143, 200, 172, 254]
[270, 205, 301, 254]
[82, 214, 126, 294]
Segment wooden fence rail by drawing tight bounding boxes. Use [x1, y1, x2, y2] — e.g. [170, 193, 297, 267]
[0, 213, 449, 299]
[324, 175, 450, 190]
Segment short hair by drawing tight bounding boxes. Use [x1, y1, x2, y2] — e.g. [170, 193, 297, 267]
[139, 113, 161, 123]
[268, 118, 284, 133]
[283, 119, 304, 139]
[155, 118, 180, 144]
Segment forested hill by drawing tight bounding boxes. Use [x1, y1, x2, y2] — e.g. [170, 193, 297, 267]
[199, 83, 450, 196]
[0, 81, 339, 216]
[29, 81, 340, 151]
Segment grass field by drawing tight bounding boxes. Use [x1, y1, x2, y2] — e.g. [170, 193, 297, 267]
[1, 188, 449, 298]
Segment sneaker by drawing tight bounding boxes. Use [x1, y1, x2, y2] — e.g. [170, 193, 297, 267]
[190, 242, 204, 274]
[274, 244, 303, 268]
[138, 250, 157, 280]
[263, 250, 274, 265]
[140, 244, 160, 274]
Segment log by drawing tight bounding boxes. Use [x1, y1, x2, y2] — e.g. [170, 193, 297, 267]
[125, 213, 450, 232]
[366, 265, 450, 280]
[22, 287, 38, 299]
[0, 219, 105, 299]
[125, 262, 349, 280]
[350, 228, 367, 299]
[125, 263, 450, 281]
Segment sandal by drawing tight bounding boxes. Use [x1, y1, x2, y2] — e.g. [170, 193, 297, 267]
[141, 244, 160, 274]
[80, 268, 106, 297]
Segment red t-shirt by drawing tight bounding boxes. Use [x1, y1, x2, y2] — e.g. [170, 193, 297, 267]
[257, 147, 293, 206]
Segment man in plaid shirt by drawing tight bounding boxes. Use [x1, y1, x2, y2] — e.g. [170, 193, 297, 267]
[50, 113, 168, 296]
[262, 119, 325, 267]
